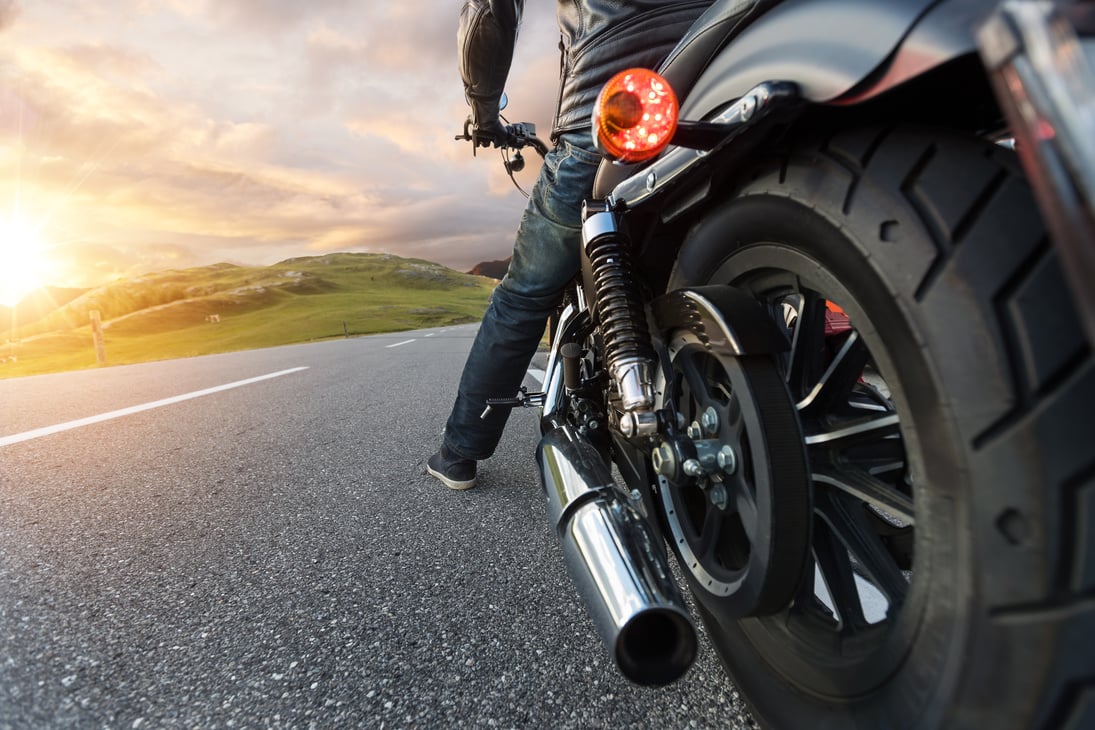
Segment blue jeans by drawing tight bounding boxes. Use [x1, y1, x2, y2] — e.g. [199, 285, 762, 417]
[443, 132, 602, 460]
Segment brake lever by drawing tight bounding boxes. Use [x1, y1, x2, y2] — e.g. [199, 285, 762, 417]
[455, 116, 479, 156]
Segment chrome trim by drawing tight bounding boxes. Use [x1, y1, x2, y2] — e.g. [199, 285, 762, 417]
[542, 302, 578, 420]
[609, 82, 797, 208]
[582, 210, 618, 244]
[980, 4, 1095, 205]
[611, 356, 657, 411]
[978, 3, 1095, 343]
[620, 410, 659, 439]
[538, 424, 697, 686]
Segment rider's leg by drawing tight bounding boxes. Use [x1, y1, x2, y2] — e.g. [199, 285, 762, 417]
[430, 134, 601, 481]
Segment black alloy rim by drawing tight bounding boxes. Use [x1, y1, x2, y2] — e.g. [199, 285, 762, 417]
[726, 248, 916, 670]
[662, 243, 920, 687]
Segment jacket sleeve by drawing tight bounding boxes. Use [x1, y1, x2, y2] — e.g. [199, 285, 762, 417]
[458, 0, 523, 123]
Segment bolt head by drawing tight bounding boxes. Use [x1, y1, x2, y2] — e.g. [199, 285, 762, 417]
[717, 445, 737, 474]
[701, 407, 719, 436]
[709, 483, 729, 510]
[652, 443, 675, 476]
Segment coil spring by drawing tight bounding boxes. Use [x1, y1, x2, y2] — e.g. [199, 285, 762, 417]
[587, 234, 655, 372]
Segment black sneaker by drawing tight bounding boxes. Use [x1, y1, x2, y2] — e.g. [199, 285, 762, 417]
[426, 445, 477, 490]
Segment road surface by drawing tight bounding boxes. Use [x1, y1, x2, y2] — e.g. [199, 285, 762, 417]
[0, 325, 756, 728]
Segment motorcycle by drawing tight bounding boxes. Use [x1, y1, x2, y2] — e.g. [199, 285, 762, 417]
[466, 1, 1095, 727]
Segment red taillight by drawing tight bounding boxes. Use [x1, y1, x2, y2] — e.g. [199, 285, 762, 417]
[593, 68, 678, 163]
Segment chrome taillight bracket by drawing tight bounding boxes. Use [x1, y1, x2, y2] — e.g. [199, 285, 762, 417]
[607, 81, 799, 209]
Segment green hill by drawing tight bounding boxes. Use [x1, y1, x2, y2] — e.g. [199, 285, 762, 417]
[0, 286, 90, 330]
[0, 253, 495, 378]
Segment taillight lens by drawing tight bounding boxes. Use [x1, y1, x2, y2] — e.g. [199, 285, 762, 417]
[593, 68, 678, 163]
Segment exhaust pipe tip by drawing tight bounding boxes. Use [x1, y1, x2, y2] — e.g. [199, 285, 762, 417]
[616, 607, 698, 687]
[539, 424, 699, 687]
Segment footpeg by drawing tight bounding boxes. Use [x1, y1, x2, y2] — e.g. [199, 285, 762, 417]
[481, 386, 545, 418]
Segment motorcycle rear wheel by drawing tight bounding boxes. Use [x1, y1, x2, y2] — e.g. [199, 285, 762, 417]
[667, 127, 1095, 729]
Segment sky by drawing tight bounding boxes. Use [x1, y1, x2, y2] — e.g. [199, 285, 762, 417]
[0, 0, 561, 301]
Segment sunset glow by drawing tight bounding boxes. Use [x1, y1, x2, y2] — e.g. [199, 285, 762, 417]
[0, 2, 561, 291]
[0, 211, 54, 307]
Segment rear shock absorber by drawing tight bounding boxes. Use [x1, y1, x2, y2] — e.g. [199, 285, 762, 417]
[582, 201, 659, 438]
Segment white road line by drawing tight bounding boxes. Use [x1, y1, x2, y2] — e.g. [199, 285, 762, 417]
[425, 333, 436, 337]
[527, 368, 546, 385]
[386, 339, 415, 348]
[0, 367, 310, 448]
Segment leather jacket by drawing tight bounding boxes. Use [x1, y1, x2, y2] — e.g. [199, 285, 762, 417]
[459, 0, 714, 142]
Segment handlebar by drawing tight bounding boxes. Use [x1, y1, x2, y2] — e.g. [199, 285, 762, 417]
[456, 118, 549, 158]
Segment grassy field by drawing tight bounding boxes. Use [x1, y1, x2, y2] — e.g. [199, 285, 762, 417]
[0, 253, 495, 379]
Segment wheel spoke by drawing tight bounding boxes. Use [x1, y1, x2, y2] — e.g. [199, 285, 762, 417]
[676, 352, 717, 413]
[806, 412, 901, 450]
[695, 501, 725, 561]
[798, 331, 870, 415]
[813, 464, 914, 525]
[793, 551, 821, 608]
[724, 391, 745, 442]
[678, 350, 744, 441]
[786, 291, 828, 399]
[813, 518, 869, 631]
[733, 483, 758, 543]
[849, 436, 906, 474]
[818, 492, 909, 606]
[675, 371, 697, 423]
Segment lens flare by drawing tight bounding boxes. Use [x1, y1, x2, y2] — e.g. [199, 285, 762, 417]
[0, 213, 54, 307]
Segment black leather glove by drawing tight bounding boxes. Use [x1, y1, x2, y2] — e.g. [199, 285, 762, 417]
[470, 115, 511, 148]
[458, 0, 522, 144]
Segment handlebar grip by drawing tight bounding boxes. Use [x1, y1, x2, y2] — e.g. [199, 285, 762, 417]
[454, 119, 548, 158]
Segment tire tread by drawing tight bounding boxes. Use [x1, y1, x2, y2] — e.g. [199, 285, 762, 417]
[687, 125, 1095, 728]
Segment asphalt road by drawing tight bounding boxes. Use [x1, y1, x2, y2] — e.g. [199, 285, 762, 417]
[0, 325, 757, 729]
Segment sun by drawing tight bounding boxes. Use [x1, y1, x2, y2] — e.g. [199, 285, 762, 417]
[0, 213, 55, 307]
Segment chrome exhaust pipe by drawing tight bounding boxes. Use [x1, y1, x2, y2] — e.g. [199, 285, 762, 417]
[537, 422, 697, 686]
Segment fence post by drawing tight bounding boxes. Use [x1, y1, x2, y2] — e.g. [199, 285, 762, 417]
[89, 310, 107, 365]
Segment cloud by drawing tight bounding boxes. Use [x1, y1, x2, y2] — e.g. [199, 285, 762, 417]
[0, 0, 18, 33]
[60, 42, 159, 79]
[199, 0, 353, 34]
[0, 1, 565, 287]
[48, 240, 202, 286]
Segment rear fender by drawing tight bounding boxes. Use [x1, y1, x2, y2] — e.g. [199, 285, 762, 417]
[679, 0, 994, 118]
[594, 0, 998, 198]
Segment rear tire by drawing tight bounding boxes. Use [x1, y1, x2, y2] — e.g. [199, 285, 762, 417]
[669, 127, 1095, 729]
